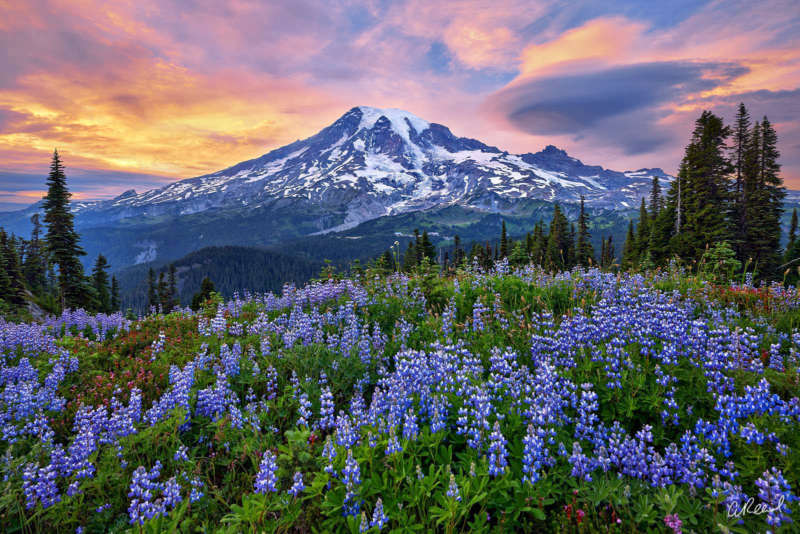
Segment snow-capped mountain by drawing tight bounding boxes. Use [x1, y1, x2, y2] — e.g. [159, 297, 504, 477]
[0, 106, 678, 270]
[73, 106, 670, 230]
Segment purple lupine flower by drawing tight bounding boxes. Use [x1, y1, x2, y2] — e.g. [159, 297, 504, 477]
[446, 474, 461, 501]
[486, 421, 508, 477]
[341, 449, 362, 516]
[254, 451, 278, 494]
[755, 467, 796, 529]
[371, 497, 389, 530]
[288, 472, 305, 497]
[318, 387, 335, 431]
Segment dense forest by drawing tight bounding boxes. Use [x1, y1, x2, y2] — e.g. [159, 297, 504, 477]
[116, 246, 324, 313]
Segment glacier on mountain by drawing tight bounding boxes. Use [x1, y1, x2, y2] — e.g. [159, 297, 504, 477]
[66, 106, 672, 230]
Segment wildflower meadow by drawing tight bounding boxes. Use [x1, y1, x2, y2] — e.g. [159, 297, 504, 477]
[2, 262, 799, 533]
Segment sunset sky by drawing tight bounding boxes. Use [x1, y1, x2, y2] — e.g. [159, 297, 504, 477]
[1, 0, 798, 210]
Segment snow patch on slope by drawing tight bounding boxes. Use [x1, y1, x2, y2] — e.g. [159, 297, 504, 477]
[358, 106, 430, 141]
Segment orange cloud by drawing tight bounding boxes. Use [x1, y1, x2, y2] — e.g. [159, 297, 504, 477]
[384, 0, 552, 70]
[0, 58, 340, 178]
[518, 17, 646, 76]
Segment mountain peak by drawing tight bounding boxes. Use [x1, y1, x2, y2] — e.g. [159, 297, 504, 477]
[114, 189, 138, 200]
[353, 106, 431, 138]
[55, 106, 674, 240]
[539, 145, 569, 158]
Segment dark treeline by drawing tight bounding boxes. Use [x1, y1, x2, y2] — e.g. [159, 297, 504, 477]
[121, 246, 324, 313]
[0, 151, 117, 318]
[379, 196, 614, 274]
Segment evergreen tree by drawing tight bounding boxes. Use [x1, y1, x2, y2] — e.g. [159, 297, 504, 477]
[420, 231, 436, 262]
[509, 241, 529, 266]
[531, 221, 546, 265]
[190, 277, 216, 311]
[649, 204, 676, 266]
[380, 249, 395, 272]
[453, 235, 464, 267]
[469, 243, 484, 266]
[730, 103, 751, 259]
[157, 272, 168, 311]
[42, 150, 86, 309]
[649, 176, 663, 219]
[500, 221, 509, 258]
[91, 254, 111, 313]
[168, 263, 178, 309]
[621, 220, 637, 270]
[1, 230, 26, 306]
[783, 238, 800, 285]
[566, 223, 576, 268]
[676, 111, 733, 262]
[600, 238, 607, 268]
[576, 196, 594, 266]
[636, 197, 650, 260]
[600, 235, 615, 269]
[786, 208, 798, 261]
[606, 236, 615, 267]
[545, 204, 570, 271]
[22, 214, 47, 293]
[745, 117, 785, 277]
[110, 275, 120, 311]
[147, 268, 157, 310]
[402, 241, 417, 272]
[0, 230, 11, 301]
[414, 229, 423, 266]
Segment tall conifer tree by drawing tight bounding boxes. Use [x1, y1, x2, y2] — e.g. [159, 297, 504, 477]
[576, 196, 594, 266]
[402, 241, 417, 272]
[91, 254, 111, 313]
[0, 230, 11, 301]
[730, 103, 751, 259]
[621, 220, 637, 269]
[42, 150, 86, 309]
[678, 111, 733, 261]
[157, 272, 168, 311]
[168, 263, 178, 309]
[420, 231, 436, 262]
[23, 214, 47, 293]
[545, 204, 569, 271]
[500, 221, 509, 258]
[110, 275, 120, 311]
[746, 117, 785, 276]
[786, 209, 798, 262]
[1, 230, 26, 306]
[147, 268, 157, 310]
[636, 198, 650, 260]
[649, 176, 663, 219]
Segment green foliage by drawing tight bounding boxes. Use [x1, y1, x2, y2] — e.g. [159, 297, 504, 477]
[191, 277, 217, 311]
[701, 241, 742, 283]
